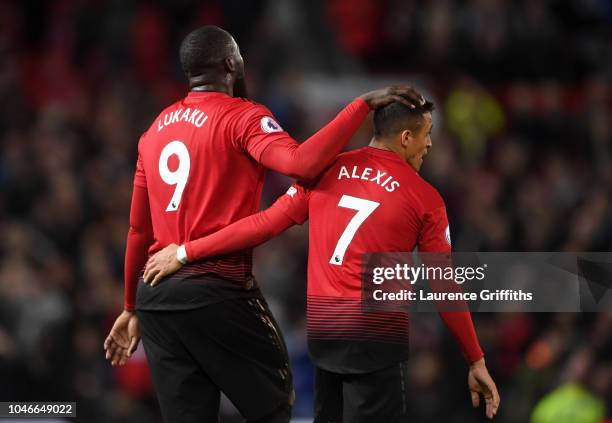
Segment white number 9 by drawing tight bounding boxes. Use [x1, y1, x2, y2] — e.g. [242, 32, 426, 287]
[158, 140, 190, 212]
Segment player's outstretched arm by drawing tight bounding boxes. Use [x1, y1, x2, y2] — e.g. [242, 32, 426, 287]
[143, 205, 296, 286]
[259, 86, 425, 181]
[143, 185, 308, 286]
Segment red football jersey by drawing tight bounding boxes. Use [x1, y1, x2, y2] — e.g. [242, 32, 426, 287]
[276, 146, 450, 355]
[278, 146, 451, 297]
[135, 91, 289, 279]
[163, 144, 482, 369]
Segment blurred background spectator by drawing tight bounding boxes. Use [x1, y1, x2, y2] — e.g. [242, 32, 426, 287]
[0, 0, 610, 422]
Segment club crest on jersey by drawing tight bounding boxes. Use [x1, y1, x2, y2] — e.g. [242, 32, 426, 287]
[261, 117, 283, 133]
[445, 225, 451, 246]
[286, 186, 297, 197]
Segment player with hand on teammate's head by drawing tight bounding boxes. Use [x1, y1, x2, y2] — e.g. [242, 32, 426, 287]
[102, 24, 427, 423]
[144, 99, 500, 421]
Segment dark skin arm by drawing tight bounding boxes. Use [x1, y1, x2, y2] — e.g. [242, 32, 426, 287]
[257, 86, 426, 181]
[144, 205, 297, 286]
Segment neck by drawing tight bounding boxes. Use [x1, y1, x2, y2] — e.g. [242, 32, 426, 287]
[189, 75, 232, 96]
[190, 83, 232, 96]
[369, 137, 403, 157]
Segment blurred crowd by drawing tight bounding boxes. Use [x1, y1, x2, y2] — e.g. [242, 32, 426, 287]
[0, 0, 611, 422]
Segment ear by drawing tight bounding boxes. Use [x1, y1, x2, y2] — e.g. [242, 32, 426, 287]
[400, 129, 412, 148]
[224, 57, 236, 74]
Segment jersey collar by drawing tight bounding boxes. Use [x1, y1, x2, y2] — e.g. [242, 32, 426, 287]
[363, 146, 418, 174]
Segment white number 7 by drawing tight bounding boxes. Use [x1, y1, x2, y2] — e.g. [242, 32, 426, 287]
[329, 195, 380, 266]
[159, 140, 191, 212]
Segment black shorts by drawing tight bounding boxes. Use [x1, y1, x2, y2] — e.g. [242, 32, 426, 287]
[137, 297, 294, 423]
[314, 361, 410, 423]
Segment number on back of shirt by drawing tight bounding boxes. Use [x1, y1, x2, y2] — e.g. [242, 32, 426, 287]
[329, 194, 380, 266]
[159, 140, 190, 212]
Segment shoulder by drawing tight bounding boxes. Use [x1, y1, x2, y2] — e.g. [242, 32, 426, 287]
[221, 97, 280, 130]
[319, 149, 363, 173]
[412, 175, 445, 210]
[143, 99, 183, 135]
[223, 97, 273, 116]
[155, 99, 184, 120]
[334, 147, 370, 163]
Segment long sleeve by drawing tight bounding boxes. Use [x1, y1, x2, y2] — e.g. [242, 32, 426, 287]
[421, 247, 484, 363]
[257, 98, 370, 180]
[185, 183, 310, 262]
[185, 201, 296, 262]
[418, 192, 483, 363]
[439, 312, 484, 363]
[124, 184, 154, 311]
[421, 250, 484, 364]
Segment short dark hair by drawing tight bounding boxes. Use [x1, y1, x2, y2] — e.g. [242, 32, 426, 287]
[179, 26, 236, 77]
[373, 101, 435, 137]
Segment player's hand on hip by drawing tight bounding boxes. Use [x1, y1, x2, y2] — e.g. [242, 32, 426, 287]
[359, 86, 425, 110]
[103, 310, 140, 366]
[468, 357, 500, 419]
[143, 243, 184, 287]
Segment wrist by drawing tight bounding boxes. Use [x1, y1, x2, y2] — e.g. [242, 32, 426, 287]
[356, 95, 372, 109]
[470, 357, 486, 368]
[176, 244, 188, 264]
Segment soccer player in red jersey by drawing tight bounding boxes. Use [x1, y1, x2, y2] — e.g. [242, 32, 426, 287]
[102, 25, 425, 423]
[144, 101, 501, 421]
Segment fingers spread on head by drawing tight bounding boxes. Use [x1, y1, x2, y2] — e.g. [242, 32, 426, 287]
[389, 95, 416, 109]
[394, 86, 413, 96]
[403, 87, 425, 104]
[391, 86, 420, 103]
